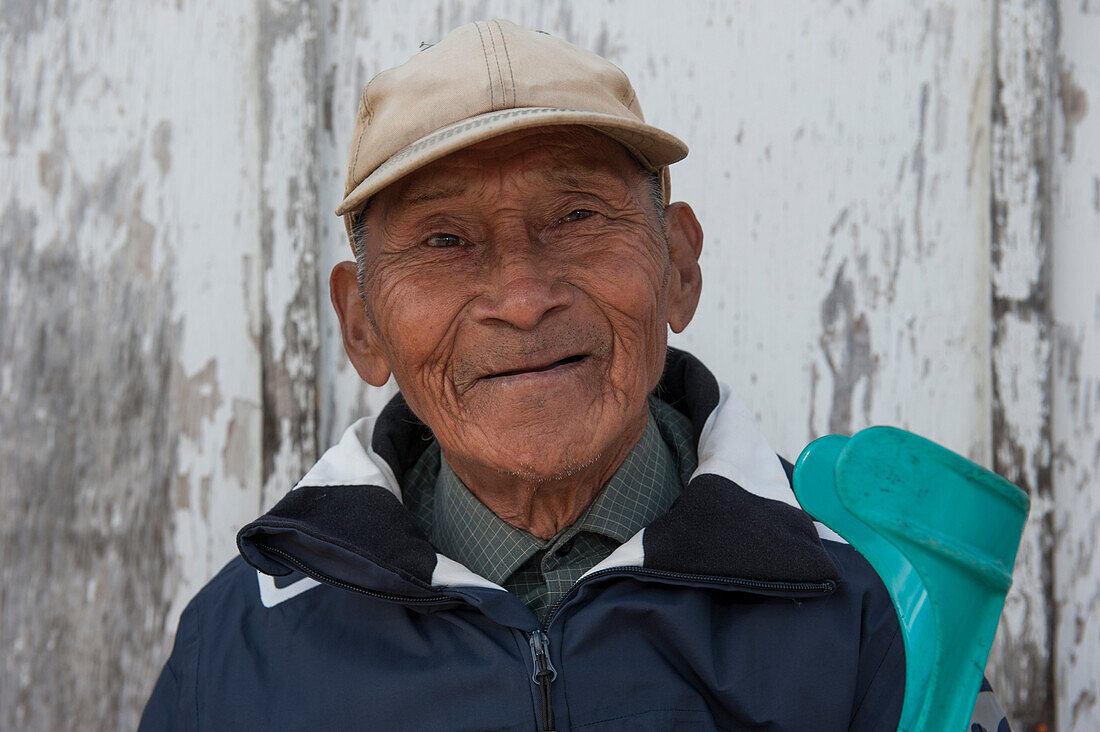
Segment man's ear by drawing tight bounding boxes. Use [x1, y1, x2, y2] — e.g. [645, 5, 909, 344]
[329, 262, 392, 386]
[664, 202, 703, 333]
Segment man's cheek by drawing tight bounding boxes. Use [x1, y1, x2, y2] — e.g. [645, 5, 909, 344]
[603, 285, 666, 345]
[374, 289, 455, 357]
[583, 251, 666, 300]
[606, 307, 668, 386]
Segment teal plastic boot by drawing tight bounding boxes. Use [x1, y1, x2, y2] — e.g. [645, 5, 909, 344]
[793, 427, 1028, 732]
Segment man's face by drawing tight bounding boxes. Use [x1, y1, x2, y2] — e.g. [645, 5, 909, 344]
[336, 127, 701, 483]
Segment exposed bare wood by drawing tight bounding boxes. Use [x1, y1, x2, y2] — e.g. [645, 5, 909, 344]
[256, 0, 322, 509]
[989, 1, 1057, 727]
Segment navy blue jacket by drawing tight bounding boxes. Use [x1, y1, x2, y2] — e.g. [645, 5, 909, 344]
[141, 350, 907, 730]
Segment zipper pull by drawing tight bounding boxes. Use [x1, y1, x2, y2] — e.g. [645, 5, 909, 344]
[528, 629, 557, 732]
[528, 629, 557, 684]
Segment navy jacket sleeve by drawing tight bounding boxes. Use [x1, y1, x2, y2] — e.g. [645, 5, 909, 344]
[849, 624, 906, 730]
[139, 601, 199, 732]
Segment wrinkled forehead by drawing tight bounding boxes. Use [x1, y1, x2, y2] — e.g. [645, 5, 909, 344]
[369, 126, 650, 213]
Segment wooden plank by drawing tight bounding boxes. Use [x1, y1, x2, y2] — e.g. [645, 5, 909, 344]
[0, 2, 267, 728]
[1051, 3, 1100, 730]
[989, 0, 1056, 727]
[256, 0, 322, 509]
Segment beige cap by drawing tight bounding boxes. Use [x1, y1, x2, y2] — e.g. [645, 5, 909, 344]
[337, 19, 688, 241]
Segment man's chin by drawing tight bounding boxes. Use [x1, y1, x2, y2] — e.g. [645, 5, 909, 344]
[493, 447, 606, 484]
[440, 388, 648, 486]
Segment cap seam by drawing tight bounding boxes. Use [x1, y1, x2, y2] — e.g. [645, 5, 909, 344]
[362, 80, 376, 124]
[616, 64, 636, 107]
[485, 21, 507, 111]
[474, 21, 496, 109]
[348, 83, 375, 189]
[349, 128, 367, 191]
[493, 19, 518, 107]
[622, 86, 637, 111]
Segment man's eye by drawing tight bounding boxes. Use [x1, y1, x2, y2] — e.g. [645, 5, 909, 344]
[559, 209, 595, 224]
[425, 233, 467, 248]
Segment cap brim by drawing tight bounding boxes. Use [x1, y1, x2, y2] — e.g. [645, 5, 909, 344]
[335, 107, 688, 218]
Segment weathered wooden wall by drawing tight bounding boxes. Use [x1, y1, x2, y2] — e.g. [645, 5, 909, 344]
[1050, 1, 1100, 729]
[1, 1, 1096, 730]
[989, 0, 1056, 723]
[1, 3, 266, 728]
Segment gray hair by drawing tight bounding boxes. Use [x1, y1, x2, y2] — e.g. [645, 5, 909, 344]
[349, 210, 373, 302]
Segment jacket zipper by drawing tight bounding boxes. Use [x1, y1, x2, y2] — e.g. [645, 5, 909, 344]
[260, 542, 564, 730]
[519, 568, 833, 731]
[254, 542, 456, 605]
[261, 542, 834, 731]
[527, 629, 557, 732]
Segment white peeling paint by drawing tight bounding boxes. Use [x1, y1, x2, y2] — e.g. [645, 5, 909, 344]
[1051, 2, 1100, 730]
[992, 311, 1053, 484]
[152, 3, 268, 634]
[987, 2, 1056, 726]
[256, 1, 321, 509]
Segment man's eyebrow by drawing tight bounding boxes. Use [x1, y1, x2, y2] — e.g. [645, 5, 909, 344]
[536, 166, 617, 190]
[395, 182, 468, 206]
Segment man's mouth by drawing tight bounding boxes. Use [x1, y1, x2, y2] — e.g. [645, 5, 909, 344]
[483, 354, 588, 380]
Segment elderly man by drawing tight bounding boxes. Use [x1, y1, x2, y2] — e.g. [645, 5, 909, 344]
[142, 20, 1009, 731]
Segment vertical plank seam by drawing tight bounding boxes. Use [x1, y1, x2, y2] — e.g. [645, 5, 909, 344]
[989, 0, 1058, 725]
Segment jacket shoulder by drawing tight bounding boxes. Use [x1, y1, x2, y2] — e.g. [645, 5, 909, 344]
[191, 555, 266, 608]
[779, 454, 905, 728]
[140, 557, 287, 731]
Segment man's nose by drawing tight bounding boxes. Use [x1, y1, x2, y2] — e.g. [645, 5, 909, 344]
[470, 241, 573, 330]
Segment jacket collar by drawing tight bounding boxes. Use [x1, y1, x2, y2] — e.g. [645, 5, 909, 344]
[237, 348, 839, 600]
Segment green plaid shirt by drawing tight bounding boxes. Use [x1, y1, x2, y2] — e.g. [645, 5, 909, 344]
[402, 397, 697, 622]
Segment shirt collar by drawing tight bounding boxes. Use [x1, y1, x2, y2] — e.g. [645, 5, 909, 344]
[570, 406, 682, 544]
[432, 459, 541, 586]
[430, 400, 687, 585]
